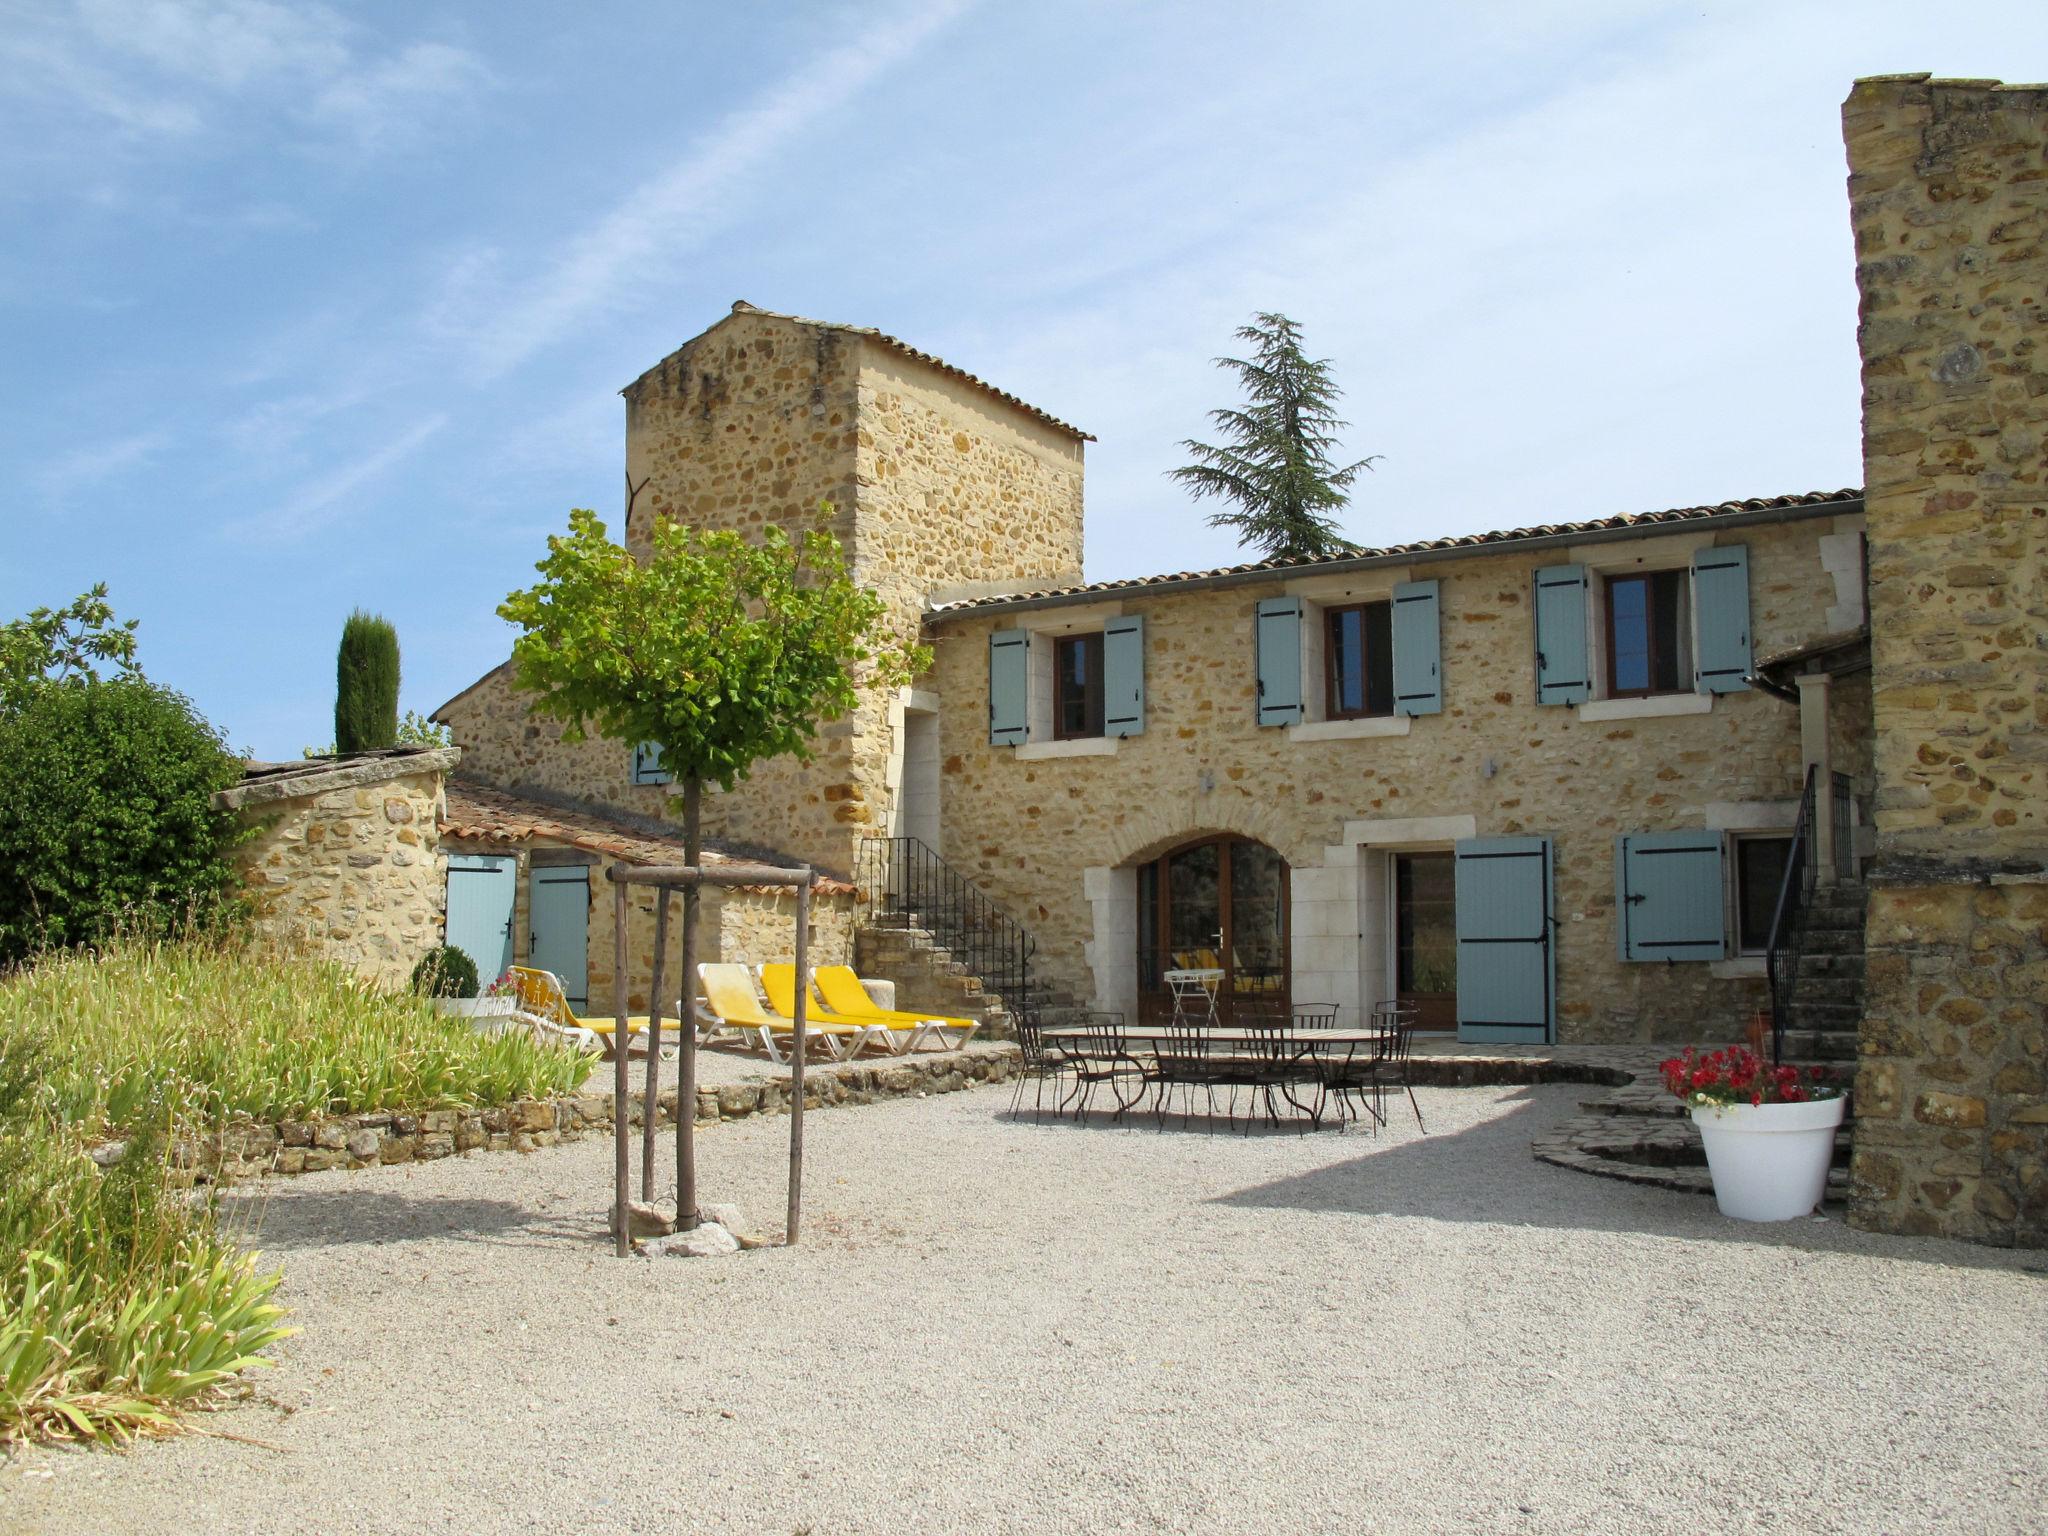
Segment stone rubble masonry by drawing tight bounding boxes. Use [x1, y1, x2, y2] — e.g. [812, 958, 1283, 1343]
[215, 750, 458, 993]
[442, 304, 1087, 881]
[1844, 75, 2048, 1247]
[152, 1043, 1021, 1186]
[927, 512, 1859, 1046]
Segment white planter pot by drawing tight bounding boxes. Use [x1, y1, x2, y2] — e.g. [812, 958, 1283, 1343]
[1690, 1096, 1847, 1221]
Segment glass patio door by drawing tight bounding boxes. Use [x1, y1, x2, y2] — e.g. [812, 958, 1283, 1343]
[1136, 836, 1290, 1023]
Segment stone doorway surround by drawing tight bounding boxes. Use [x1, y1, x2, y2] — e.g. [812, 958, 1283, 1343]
[1084, 806, 1479, 1029]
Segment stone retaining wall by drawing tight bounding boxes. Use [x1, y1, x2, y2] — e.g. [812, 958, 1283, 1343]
[163, 1044, 1020, 1185]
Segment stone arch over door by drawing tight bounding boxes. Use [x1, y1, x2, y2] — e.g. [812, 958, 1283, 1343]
[1103, 797, 1318, 874]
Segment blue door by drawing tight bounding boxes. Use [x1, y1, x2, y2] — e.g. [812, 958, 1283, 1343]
[445, 854, 516, 985]
[1453, 837, 1555, 1044]
[530, 865, 590, 1014]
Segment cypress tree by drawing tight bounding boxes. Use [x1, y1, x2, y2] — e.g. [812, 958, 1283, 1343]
[334, 610, 400, 754]
[1170, 312, 1379, 563]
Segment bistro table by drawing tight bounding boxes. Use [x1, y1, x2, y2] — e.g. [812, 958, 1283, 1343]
[1040, 1021, 1394, 1129]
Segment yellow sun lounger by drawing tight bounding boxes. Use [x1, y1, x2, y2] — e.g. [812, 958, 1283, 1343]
[810, 965, 982, 1051]
[695, 963, 877, 1065]
[507, 966, 667, 1058]
[756, 965, 905, 1057]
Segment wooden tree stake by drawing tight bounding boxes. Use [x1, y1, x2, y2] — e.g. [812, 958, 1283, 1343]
[611, 879, 631, 1258]
[788, 872, 809, 1245]
[640, 884, 670, 1202]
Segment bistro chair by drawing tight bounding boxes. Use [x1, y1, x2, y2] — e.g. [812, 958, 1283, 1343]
[1147, 1016, 1219, 1132]
[1007, 1008, 1066, 1122]
[1059, 1011, 1147, 1122]
[1370, 1001, 1426, 1132]
[1216, 1008, 1307, 1134]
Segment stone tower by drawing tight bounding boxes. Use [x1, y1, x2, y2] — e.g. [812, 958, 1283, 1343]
[441, 302, 1089, 877]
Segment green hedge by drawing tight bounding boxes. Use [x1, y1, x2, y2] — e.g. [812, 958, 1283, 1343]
[0, 677, 248, 965]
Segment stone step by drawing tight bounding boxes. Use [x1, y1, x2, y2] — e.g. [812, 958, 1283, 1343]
[1774, 1029, 1861, 1062]
[1792, 976, 1866, 1004]
[1795, 951, 1866, 979]
[1801, 927, 1866, 954]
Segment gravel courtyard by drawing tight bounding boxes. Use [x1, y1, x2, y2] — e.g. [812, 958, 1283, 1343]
[6, 1081, 2044, 1536]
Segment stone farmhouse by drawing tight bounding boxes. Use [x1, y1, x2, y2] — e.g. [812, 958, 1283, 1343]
[225, 75, 2042, 1248]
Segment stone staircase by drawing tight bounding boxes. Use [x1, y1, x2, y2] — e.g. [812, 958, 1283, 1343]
[854, 914, 1083, 1042]
[1772, 879, 1868, 1066]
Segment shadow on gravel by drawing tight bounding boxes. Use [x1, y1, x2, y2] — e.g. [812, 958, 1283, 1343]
[217, 1187, 602, 1253]
[1210, 1088, 2044, 1274]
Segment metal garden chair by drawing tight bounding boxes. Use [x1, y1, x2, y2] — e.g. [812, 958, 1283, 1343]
[1059, 1011, 1147, 1121]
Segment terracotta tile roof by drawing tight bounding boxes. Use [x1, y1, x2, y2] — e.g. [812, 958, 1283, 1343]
[627, 300, 1094, 442]
[927, 488, 1865, 619]
[441, 782, 855, 897]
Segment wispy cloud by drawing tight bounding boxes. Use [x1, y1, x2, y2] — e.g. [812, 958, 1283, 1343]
[307, 39, 491, 150]
[33, 427, 173, 502]
[244, 414, 448, 542]
[0, 1, 488, 155]
[436, 0, 976, 382]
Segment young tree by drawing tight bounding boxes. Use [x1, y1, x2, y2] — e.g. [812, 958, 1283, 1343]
[498, 505, 925, 1220]
[1169, 312, 1380, 562]
[334, 611, 400, 754]
[0, 584, 139, 713]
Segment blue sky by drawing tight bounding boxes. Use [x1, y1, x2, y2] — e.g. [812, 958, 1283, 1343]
[3, 1, 2042, 758]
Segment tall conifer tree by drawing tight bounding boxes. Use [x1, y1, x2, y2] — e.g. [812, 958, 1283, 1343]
[334, 610, 400, 753]
[1170, 312, 1378, 562]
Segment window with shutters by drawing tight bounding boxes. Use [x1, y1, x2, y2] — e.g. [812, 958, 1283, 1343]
[1324, 601, 1394, 719]
[1053, 632, 1105, 740]
[1603, 570, 1689, 697]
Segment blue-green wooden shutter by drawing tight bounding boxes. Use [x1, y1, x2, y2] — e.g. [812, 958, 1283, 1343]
[1533, 564, 1590, 705]
[1255, 598, 1303, 726]
[529, 866, 590, 1012]
[445, 854, 516, 983]
[988, 629, 1030, 746]
[1692, 544, 1752, 694]
[1615, 831, 1727, 961]
[631, 742, 671, 785]
[1454, 837, 1555, 1043]
[1391, 579, 1442, 716]
[1104, 615, 1145, 738]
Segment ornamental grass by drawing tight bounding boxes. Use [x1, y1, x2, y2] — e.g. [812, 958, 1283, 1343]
[0, 936, 588, 1137]
[0, 939, 587, 1444]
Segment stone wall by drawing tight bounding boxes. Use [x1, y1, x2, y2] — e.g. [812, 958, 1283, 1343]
[443, 304, 1088, 880]
[925, 511, 1859, 1045]
[163, 1043, 1020, 1185]
[1843, 74, 2048, 1246]
[220, 750, 456, 992]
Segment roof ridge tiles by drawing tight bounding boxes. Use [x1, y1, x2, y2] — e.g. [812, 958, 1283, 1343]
[926, 487, 1864, 617]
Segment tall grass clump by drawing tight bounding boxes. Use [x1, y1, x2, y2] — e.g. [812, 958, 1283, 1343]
[0, 937, 589, 1138]
[0, 939, 588, 1444]
[0, 1042, 289, 1444]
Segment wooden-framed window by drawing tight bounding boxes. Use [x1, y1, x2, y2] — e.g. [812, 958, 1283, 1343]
[1605, 570, 1686, 697]
[1324, 600, 1394, 719]
[1733, 834, 1794, 955]
[1053, 632, 1105, 739]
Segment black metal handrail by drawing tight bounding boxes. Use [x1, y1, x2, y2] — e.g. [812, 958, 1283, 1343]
[1764, 765, 1820, 1066]
[856, 837, 1042, 1035]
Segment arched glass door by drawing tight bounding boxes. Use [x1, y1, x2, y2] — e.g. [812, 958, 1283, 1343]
[1134, 836, 1290, 1023]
